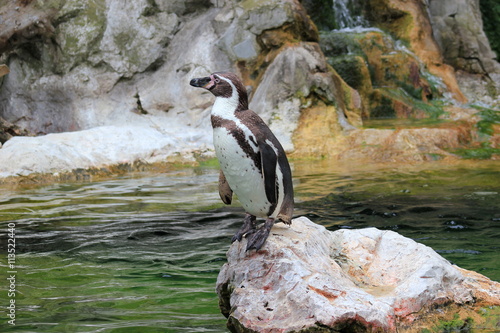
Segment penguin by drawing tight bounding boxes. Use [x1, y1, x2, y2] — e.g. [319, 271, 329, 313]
[190, 72, 294, 251]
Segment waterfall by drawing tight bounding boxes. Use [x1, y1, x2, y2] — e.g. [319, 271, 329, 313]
[332, 0, 368, 30]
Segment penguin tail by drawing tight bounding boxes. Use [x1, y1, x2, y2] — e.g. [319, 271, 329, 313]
[278, 216, 293, 225]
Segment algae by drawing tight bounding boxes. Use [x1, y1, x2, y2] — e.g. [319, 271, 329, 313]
[301, 0, 337, 31]
[421, 313, 475, 333]
[53, 0, 107, 73]
[452, 147, 500, 160]
[319, 31, 365, 57]
[449, 105, 500, 159]
[471, 105, 500, 137]
[327, 55, 367, 91]
[320, 29, 446, 121]
[195, 157, 220, 169]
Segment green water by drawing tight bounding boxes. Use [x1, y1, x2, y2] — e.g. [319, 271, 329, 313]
[363, 118, 450, 129]
[0, 161, 499, 332]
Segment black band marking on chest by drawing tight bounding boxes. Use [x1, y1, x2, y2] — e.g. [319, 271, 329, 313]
[211, 115, 261, 172]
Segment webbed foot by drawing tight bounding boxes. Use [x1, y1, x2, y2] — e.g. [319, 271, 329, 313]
[246, 218, 275, 251]
[231, 213, 256, 243]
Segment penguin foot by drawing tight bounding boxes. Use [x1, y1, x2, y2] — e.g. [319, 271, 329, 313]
[231, 213, 257, 243]
[246, 218, 275, 251]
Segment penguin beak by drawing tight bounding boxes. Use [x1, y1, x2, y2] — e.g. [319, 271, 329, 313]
[190, 76, 213, 89]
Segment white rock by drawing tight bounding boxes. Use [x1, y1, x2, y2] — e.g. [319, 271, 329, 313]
[0, 125, 212, 179]
[216, 217, 500, 332]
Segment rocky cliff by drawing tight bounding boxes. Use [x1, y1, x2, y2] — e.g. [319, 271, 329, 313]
[0, 0, 499, 181]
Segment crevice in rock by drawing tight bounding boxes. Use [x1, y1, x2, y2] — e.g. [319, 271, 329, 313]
[142, 0, 161, 17]
[134, 91, 148, 115]
[458, 56, 489, 76]
[0, 116, 32, 144]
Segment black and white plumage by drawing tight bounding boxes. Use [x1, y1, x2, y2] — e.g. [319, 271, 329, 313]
[190, 72, 294, 251]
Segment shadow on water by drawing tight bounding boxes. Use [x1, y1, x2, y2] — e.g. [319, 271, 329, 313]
[0, 160, 498, 332]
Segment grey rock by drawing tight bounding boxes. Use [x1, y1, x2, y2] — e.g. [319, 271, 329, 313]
[0, 0, 326, 179]
[89, 1, 179, 76]
[429, 0, 500, 75]
[250, 42, 360, 151]
[0, 0, 307, 136]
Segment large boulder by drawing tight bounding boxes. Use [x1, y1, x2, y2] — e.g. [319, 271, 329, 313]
[250, 42, 361, 152]
[216, 217, 500, 332]
[428, 0, 500, 107]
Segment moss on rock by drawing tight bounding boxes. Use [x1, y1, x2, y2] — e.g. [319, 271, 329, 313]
[320, 29, 444, 121]
[327, 55, 371, 92]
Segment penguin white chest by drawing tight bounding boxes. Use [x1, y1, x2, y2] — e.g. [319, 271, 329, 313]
[213, 127, 271, 217]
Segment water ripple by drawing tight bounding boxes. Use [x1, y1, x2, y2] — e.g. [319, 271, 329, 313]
[0, 162, 498, 332]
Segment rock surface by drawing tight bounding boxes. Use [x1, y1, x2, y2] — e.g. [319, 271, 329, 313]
[0, 125, 211, 180]
[216, 217, 500, 332]
[429, 0, 500, 75]
[0, 0, 499, 181]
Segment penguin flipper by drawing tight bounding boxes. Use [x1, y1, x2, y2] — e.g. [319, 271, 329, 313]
[259, 142, 278, 205]
[218, 169, 233, 205]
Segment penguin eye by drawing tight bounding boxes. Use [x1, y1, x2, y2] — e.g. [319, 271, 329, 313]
[214, 77, 220, 84]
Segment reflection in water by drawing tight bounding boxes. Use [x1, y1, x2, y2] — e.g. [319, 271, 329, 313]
[0, 161, 498, 332]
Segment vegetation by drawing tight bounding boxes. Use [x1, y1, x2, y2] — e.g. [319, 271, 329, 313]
[420, 314, 474, 333]
[451, 105, 500, 159]
[472, 105, 500, 137]
[301, 0, 337, 31]
[326, 55, 366, 90]
[480, 0, 500, 58]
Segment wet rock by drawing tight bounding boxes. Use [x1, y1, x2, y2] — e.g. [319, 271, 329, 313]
[320, 29, 447, 120]
[364, 0, 466, 103]
[455, 71, 500, 108]
[216, 216, 500, 332]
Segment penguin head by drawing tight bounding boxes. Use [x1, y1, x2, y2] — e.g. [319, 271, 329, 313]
[190, 72, 248, 107]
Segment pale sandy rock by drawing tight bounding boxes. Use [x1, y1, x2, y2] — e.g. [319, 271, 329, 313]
[216, 217, 500, 332]
[334, 127, 470, 162]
